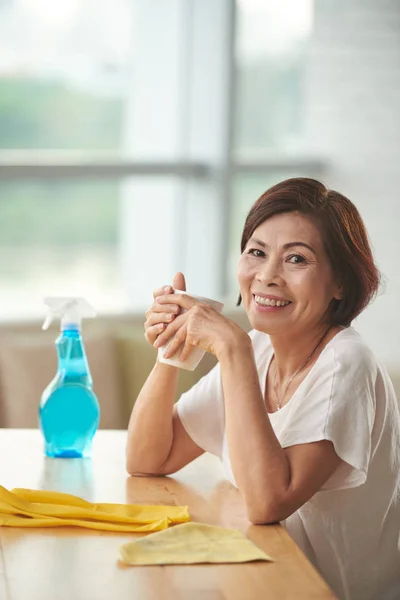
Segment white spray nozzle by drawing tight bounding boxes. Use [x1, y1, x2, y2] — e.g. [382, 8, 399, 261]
[42, 297, 96, 331]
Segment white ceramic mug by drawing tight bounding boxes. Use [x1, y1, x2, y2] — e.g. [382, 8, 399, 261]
[157, 289, 224, 371]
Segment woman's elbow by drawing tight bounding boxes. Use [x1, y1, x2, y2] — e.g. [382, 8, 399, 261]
[125, 456, 174, 478]
[126, 460, 141, 477]
[247, 507, 280, 525]
[246, 497, 292, 525]
[125, 456, 152, 477]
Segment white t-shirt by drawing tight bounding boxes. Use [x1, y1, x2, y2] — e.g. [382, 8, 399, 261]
[177, 327, 400, 600]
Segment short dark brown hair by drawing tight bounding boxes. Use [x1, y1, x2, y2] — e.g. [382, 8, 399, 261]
[239, 177, 380, 327]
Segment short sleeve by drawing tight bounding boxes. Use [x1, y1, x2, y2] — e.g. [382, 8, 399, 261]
[277, 341, 377, 490]
[176, 363, 225, 458]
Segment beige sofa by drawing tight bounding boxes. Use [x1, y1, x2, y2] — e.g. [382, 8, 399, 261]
[0, 310, 250, 429]
[0, 311, 398, 430]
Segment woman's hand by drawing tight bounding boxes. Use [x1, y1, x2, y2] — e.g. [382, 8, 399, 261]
[154, 292, 250, 361]
[144, 272, 186, 346]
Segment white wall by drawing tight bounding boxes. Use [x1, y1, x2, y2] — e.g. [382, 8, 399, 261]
[304, 0, 400, 370]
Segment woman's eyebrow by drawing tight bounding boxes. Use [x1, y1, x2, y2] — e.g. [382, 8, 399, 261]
[247, 238, 316, 255]
[283, 242, 316, 255]
[247, 237, 267, 247]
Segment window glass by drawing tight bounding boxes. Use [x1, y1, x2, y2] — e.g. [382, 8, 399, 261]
[0, 1, 133, 319]
[0, 0, 133, 151]
[235, 0, 313, 155]
[0, 182, 122, 319]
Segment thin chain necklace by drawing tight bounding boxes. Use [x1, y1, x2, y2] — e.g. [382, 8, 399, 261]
[272, 327, 331, 411]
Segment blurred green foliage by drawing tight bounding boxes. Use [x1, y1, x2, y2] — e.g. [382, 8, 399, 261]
[0, 55, 304, 248]
[0, 77, 121, 246]
[0, 77, 122, 150]
[0, 187, 119, 245]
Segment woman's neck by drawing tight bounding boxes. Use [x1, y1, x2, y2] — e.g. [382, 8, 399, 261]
[269, 324, 344, 381]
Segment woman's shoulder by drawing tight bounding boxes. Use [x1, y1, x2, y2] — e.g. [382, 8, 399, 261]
[327, 327, 378, 368]
[319, 327, 388, 393]
[248, 326, 375, 364]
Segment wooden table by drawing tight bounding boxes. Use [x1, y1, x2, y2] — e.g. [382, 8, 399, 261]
[0, 429, 334, 599]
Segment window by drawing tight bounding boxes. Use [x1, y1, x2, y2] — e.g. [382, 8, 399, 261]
[0, 0, 132, 151]
[0, 0, 132, 319]
[0, 183, 121, 319]
[235, 0, 313, 156]
[0, 0, 318, 320]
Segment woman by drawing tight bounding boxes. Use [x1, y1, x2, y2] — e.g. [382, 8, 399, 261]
[126, 177, 400, 600]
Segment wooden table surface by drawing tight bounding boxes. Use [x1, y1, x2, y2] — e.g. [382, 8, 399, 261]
[0, 429, 335, 600]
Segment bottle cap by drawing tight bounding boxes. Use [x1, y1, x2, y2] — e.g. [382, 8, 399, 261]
[42, 297, 96, 331]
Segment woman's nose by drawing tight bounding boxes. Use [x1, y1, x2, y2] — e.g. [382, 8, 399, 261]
[256, 258, 284, 286]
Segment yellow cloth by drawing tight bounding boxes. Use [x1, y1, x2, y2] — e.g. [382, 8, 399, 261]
[120, 521, 273, 565]
[0, 486, 189, 533]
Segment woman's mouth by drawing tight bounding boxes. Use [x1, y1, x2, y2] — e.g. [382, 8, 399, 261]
[253, 294, 292, 310]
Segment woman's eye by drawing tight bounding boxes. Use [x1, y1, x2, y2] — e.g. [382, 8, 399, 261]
[247, 248, 265, 258]
[287, 254, 306, 265]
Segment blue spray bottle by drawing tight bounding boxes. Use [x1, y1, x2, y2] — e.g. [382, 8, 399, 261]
[39, 297, 100, 458]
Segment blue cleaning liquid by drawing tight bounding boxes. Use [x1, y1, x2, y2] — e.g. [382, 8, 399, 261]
[39, 327, 100, 458]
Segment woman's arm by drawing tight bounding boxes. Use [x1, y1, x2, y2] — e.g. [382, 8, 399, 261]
[155, 293, 342, 523]
[126, 273, 203, 476]
[126, 361, 203, 476]
[218, 341, 342, 523]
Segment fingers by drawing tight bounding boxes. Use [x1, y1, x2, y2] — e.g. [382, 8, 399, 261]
[153, 312, 187, 350]
[153, 285, 173, 300]
[144, 288, 181, 347]
[145, 302, 180, 321]
[144, 322, 167, 345]
[157, 292, 197, 311]
[145, 276, 187, 348]
[178, 337, 193, 362]
[173, 272, 186, 292]
[144, 301, 180, 329]
[160, 323, 189, 359]
[145, 310, 177, 327]
[144, 308, 179, 345]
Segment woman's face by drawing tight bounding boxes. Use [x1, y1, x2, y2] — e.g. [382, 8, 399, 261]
[237, 211, 342, 336]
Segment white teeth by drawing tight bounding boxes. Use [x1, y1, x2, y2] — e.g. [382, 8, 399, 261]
[254, 295, 290, 307]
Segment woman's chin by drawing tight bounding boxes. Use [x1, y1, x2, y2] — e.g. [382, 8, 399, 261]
[247, 311, 290, 336]
[248, 314, 273, 335]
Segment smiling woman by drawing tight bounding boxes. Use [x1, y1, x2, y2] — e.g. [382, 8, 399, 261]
[126, 177, 400, 600]
[237, 213, 343, 338]
[238, 178, 380, 328]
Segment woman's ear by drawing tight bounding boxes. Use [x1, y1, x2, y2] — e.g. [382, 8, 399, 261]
[333, 280, 344, 301]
